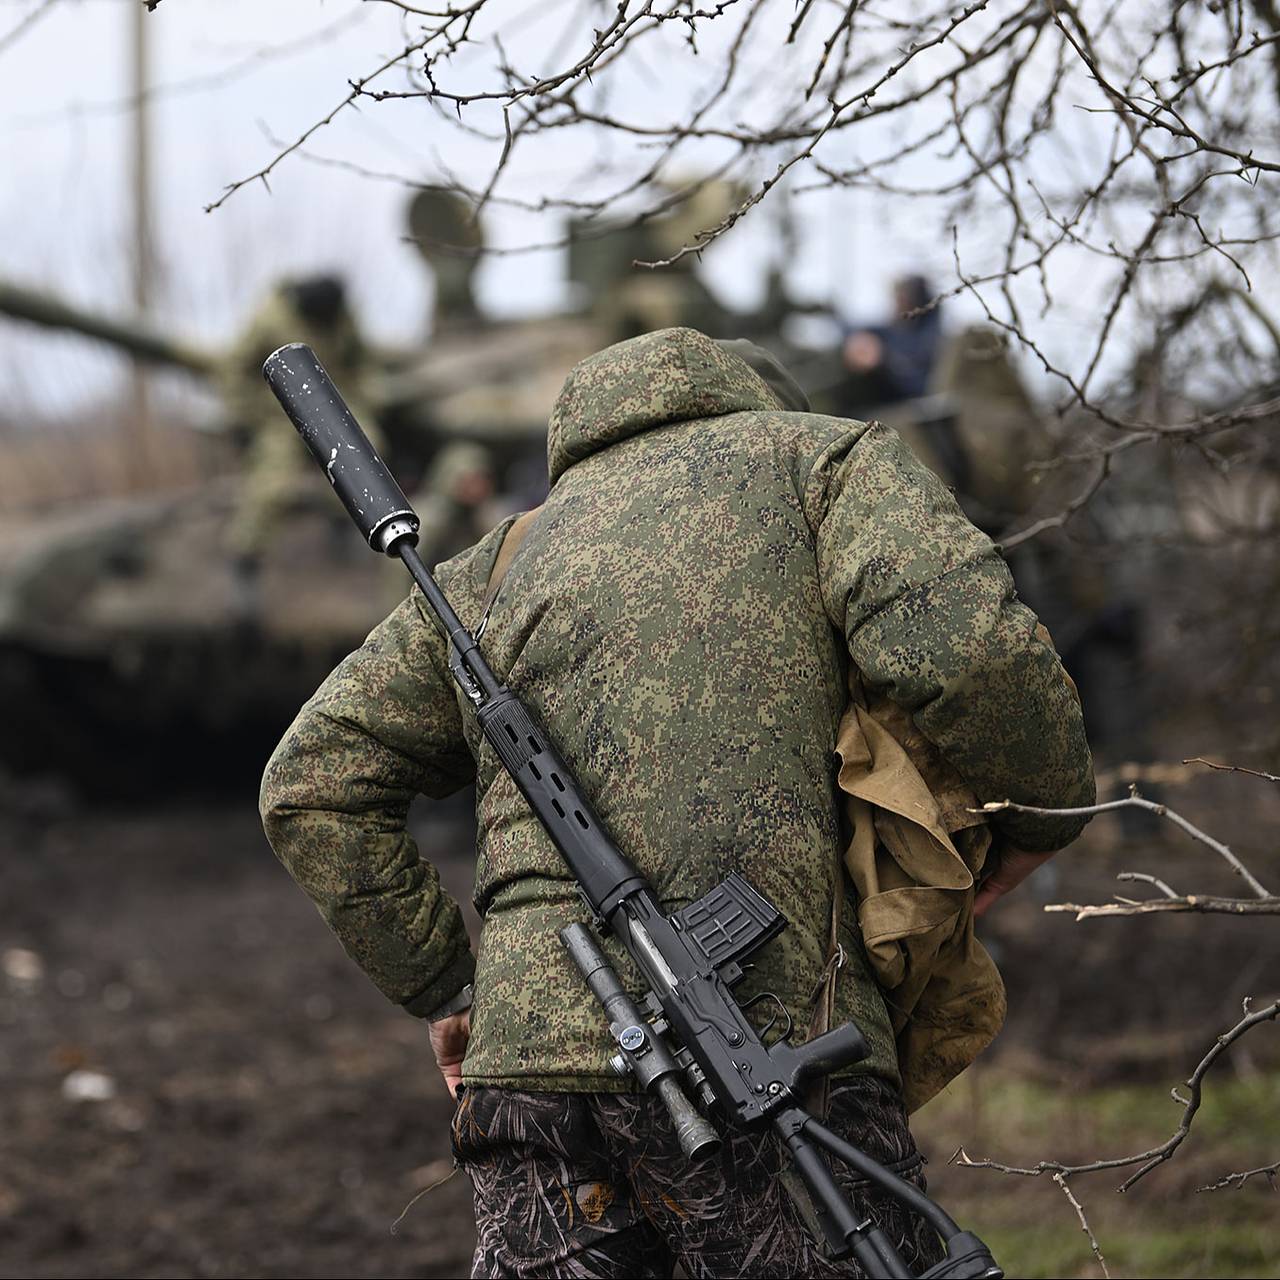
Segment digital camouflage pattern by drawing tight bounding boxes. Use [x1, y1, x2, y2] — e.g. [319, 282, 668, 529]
[260, 326, 1094, 1090]
[453, 1077, 942, 1279]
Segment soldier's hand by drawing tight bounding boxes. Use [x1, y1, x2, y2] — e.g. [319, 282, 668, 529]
[428, 1009, 471, 1100]
[973, 846, 1056, 917]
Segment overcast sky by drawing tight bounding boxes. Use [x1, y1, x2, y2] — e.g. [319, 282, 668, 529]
[0, 0, 992, 418]
[5, 0, 1253, 423]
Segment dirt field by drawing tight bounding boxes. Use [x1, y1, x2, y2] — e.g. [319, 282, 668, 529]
[1, 798, 477, 1279]
[2, 781, 1276, 1279]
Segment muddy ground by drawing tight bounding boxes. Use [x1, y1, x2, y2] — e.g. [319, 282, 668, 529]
[2, 798, 479, 1279]
[1, 778, 1277, 1279]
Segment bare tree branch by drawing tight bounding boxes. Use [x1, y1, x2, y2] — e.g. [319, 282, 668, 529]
[0, 0, 60, 58]
[1053, 1172, 1110, 1279]
[1045, 894, 1280, 921]
[952, 996, 1280, 1193]
[955, 748, 1280, 1265]
[1183, 757, 1280, 784]
[978, 790, 1274, 899]
[1197, 1160, 1280, 1193]
[197, 2, 1280, 542]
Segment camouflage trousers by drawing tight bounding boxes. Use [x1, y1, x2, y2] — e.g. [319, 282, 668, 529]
[451, 1076, 944, 1279]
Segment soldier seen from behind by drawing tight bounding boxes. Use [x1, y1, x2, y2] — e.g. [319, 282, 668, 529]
[261, 327, 1094, 1278]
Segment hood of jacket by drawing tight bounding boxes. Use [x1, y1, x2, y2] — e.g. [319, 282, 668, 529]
[547, 326, 784, 485]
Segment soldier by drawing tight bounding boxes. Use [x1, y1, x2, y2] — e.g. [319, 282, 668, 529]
[840, 275, 944, 409]
[220, 275, 375, 573]
[412, 441, 501, 569]
[572, 180, 742, 342]
[261, 327, 1093, 1278]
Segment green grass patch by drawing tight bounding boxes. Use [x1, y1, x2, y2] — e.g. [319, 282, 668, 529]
[984, 1219, 1277, 1279]
[916, 1071, 1279, 1278]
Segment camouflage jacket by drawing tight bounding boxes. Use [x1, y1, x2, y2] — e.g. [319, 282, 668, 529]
[260, 327, 1094, 1091]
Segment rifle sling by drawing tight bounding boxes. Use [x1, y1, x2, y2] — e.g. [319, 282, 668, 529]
[482, 505, 544, 613]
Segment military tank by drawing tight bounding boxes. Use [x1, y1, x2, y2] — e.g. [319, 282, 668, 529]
[0, 182, 1069, 791]
[0, 188, 765, 793]
[0, 480, 392, 792]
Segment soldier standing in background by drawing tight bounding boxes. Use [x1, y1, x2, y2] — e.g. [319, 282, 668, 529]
[840, 275, 944, 408]
[220, 276, 376, 586]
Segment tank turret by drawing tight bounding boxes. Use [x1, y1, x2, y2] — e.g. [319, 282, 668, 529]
[406, 188, 485, 332]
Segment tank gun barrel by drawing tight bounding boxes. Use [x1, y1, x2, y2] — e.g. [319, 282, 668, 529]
[0, 279, 217, 376]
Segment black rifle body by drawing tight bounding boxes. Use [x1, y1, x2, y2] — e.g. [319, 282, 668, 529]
[262, 343, 1003, 1280]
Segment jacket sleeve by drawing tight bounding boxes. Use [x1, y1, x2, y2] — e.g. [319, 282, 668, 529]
[260, 593, 477, 1016]
[806, 420, 1095, 851]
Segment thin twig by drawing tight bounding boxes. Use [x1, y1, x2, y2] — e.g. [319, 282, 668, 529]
[953, 997, 1280, 1191]
[1046, 895, 1280, 921]
[1116, 871, 1180, 899]
[978, 793, 1273, 898]
[1196, 1160, 1280, 1193]
[0, 0, 60, 58]
[1052, 1173, 1110, 1279]
[1183, 757, 1280, 784]
[389, 1165, 457, 1233]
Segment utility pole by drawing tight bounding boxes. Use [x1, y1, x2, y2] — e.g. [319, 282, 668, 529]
[129, 1, 154, 485]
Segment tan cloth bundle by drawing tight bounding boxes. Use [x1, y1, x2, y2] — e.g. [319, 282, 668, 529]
[834, 677, 1005, 1113]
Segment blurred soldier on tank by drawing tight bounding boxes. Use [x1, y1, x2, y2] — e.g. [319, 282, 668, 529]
[834, 278, 1048, 536]
[572, 180, 742, 341]
[220, 275, 378, 567]
[407, 188, 485, 334]
[413, 441, 501, 569]
[841, 275, 944, 407]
